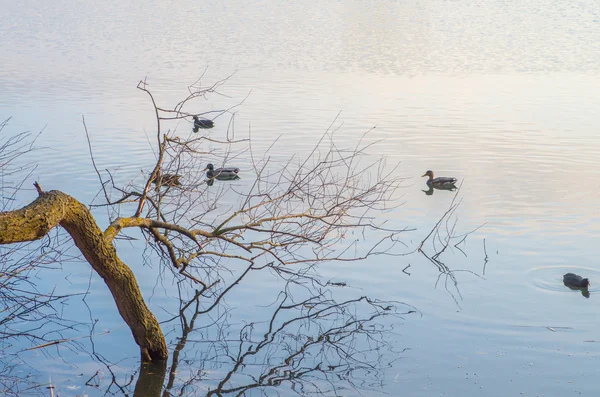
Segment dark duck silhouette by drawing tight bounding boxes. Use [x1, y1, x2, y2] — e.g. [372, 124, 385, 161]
[421, 170, 457, 189]
[151, 172, 181, 187]
[563, 273, 591, 298]
[205, 163, 240, 181]
[193, 115, 214, 130]
[563, 273, 590, 288]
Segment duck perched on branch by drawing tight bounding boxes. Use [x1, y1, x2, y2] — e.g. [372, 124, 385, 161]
[151, 173, 181, 187]
[193, 115, 214, 129]
[421, 170, 457, 189]
[205, 163, 240, 180]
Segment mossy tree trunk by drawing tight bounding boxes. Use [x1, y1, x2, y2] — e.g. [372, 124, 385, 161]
[0, 189, 168, 362]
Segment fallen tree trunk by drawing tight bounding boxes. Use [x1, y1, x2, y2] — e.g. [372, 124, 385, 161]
[0, 185, 168, 362]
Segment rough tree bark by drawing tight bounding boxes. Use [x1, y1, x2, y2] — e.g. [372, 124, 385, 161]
[0, 186, 168, 362]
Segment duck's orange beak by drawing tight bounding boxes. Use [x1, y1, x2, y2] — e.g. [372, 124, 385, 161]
[421, 173, 427, 177]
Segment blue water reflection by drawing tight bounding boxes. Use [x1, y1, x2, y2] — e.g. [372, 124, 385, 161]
[2, 0, 600, 395]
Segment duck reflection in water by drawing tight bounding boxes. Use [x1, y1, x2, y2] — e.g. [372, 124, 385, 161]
[422, 184, 457, 196]
[563, 273, 591, 298]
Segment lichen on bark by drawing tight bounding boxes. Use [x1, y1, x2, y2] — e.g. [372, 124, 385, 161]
[0, 189, 168, 362]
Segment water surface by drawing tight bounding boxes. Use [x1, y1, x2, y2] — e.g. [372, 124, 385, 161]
[2, 0, 600, 395]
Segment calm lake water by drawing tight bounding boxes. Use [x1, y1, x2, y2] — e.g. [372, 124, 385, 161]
[2, 0, 600, 395]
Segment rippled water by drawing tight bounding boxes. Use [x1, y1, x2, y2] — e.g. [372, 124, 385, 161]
[2, 0, 600, 395]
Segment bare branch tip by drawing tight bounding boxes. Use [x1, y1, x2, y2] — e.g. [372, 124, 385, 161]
[33, 181, 44, 195]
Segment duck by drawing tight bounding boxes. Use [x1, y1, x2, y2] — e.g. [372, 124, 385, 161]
[151, 173, 181, 187]
[563, 273, 590, 289]
[421, 170, 457, 188]
[152, 173, 181, 187]
[193, 115, 214, 129]
[205, 163, 240, 180]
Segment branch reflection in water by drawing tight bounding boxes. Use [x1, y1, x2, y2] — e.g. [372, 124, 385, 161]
[106, 283, 416, 397]
[418, 186, 487, 307]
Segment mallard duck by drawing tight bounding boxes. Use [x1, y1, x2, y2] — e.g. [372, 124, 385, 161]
[563, 273, 590, 288]
[421, 170, 457, 188]
[193, 115, 214, 129]
[205, 163, 240, 180]
[152, 173, 181, 187]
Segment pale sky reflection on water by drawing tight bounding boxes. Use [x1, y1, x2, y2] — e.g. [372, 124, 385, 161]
[2, 0, 600, 395]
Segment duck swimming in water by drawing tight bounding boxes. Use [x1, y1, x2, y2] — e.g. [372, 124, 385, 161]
[205, 163, 240, 180]
[193, 115, 214, 129]
[151, 173, 181, 187]
[563, 273, 591, 298]
[563, 273, 590, 288]
[421, 170, 457, 189]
